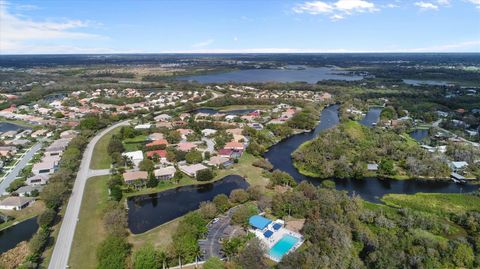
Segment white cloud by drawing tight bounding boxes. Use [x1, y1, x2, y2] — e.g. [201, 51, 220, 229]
[386, 3, 400, 8]
[0, 1, 103, 54]
[293, 0, 378, 20]
[334, 0, 378, 12]
[414, 1, 439, 10]
[330, 14, 345, 20]
[191, 39, 214, 48]
[465, 0, 480, 8]
[293, 1, 334, 14]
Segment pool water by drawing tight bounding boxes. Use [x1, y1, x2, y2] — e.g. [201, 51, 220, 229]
[269, 234, 300, 261]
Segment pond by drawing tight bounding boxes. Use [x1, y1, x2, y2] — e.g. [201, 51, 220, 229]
[0, 122, 29, 133]
[410, 129, 429, 142]
[359, 107, 383, 127]
[127, 175, 249, 234]
[0, 217, 39, 254]
[179, 66, 363, 84]
[264, 105, 479, 202]
[191, 108, 256, 115]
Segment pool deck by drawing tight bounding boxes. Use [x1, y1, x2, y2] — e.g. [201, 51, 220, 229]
[249, 219, 304, 262]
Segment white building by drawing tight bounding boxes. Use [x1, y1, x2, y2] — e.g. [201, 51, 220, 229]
[122, 151, 144, 167]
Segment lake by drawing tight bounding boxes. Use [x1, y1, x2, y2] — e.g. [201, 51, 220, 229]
[180, 66, 363, 84]
[0, 217, 39, 254]
[264, 105, 479, 202]
[403, 79, 452, 86]
[127, 175, 249, 234]
[191, 108, 256, 115]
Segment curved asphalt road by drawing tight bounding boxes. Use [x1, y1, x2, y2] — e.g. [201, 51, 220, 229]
[48, 120, 129, 269]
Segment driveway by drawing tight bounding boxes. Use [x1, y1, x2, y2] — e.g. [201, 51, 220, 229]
[0, 142, 42, 195]
[48, 120, 129, 269]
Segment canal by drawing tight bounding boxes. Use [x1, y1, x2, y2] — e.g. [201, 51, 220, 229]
[264, 105, 479, 202]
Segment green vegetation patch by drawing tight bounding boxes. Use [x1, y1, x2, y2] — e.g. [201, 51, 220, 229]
[381, 193, 480, 217]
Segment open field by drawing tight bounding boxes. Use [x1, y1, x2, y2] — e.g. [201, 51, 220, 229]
[128, 216, 183, 252]
[69, 176, 110, 269]
[90, 127, 122, 169]
[381, 193, 480, 217]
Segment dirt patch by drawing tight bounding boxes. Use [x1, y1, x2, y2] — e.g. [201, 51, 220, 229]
[285, 219, 305, 233]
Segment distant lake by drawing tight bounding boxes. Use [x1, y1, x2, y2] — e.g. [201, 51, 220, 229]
[191, 108, 256, 115]
[179, 66, 363, 83]
[403, 79, 452, 86]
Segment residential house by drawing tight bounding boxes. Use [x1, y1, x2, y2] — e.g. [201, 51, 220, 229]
[146, 139, 168, 148]
[148, 133, 164, 141]
[146, 150, 167, 161]
[154, 166, 176, 180]
[179, 163, 208, 177]
[177, 142, 197, 152]
[177, 128, 194, 139]
[154, 114, 172, 122]
[207, 156, 233, 168]
[450, 161, 468, 172]
[224, 141, 245, 151]
[134, 124, 152, 130]
[218, 148, 242, 159]
[0, 146, 17, 157]
[15, 185, 43, 197]
[60, 130, 78, 139]
[26, 174, 50, 186]
[122, 151, 144, 167]
[0, 196, 35, 210]
[32, 155, 60, 175]
[201, 129, 217, 137]
[123, 171, 149, 187]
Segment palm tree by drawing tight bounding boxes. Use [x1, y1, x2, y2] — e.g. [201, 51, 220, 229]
[193, 247, 202, 268]
[157, 250, 167, 269]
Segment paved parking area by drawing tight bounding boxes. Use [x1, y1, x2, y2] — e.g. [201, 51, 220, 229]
[199, 207, 244, 260]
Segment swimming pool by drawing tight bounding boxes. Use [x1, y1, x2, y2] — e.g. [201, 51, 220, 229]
[269, 234, 300, 261]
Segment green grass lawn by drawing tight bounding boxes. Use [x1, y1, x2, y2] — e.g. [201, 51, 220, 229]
[123, 134, 147, 152]
[381, 193, 480, 217]
[128, 216, 183, 252]
[89, 127, 122, 169]
[69, 175, 110, 269]
[215, 152, 269, 187]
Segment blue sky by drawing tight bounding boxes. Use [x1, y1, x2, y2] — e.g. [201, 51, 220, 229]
[0, 0, 479, 54]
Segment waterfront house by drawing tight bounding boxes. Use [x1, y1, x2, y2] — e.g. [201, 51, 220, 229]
[123, 171, 149, 187]
[367, 163, 378, 171]
[0, 196, 35, 210]
[15, 185, 43, 197]
[224, 141, 245, 151]
[179, 163, 208, 177]
[154, 166, 176, 180]
[450, 161, 468, 172]
[207, 156, 233, 168]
